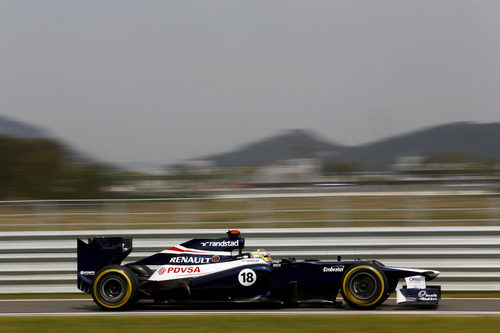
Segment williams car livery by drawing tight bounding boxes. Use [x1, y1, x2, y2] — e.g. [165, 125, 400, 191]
[77, 230, 441, 310]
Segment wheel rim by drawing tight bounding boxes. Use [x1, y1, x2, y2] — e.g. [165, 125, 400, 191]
[99, 275, 126, 304]
[348, 271, 378, 300]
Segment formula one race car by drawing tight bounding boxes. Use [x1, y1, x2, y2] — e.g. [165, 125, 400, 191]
[77, 230, 441, 310]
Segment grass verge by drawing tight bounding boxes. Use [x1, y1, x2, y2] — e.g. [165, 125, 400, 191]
[1, 315, 500, 333]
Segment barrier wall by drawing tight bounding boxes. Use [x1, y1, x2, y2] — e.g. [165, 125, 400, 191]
[0, 227, 499, 293]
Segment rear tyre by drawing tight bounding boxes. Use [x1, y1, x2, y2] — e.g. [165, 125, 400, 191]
[340, 263, 388, 309]
[92, 265, 138, 311]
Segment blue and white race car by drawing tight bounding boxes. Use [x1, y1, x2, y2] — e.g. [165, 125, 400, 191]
[77, 230, 440, 310]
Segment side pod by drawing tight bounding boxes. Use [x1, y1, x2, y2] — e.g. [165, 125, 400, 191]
[77, 237, 132, 293]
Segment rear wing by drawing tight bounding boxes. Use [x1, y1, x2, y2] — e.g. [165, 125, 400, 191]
[77, 237, 132, 293]
[177, 230, 245, 254]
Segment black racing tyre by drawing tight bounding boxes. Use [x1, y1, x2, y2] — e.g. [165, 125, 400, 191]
[340, 263, 388, 310]
[92, 265, 138, 311]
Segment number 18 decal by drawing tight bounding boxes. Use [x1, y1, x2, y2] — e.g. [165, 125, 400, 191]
[238, 268, 257, 286]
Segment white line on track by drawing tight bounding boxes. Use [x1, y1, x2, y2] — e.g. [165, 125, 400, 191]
[1, 297, 497, 302]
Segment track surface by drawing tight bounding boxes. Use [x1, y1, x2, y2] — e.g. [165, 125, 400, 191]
[1, 298, 500, 316]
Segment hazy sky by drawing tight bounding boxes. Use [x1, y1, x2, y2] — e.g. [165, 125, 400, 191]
[2, 0, 500, 165]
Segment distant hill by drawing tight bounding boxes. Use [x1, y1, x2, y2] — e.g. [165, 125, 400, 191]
[333, 122, 500, 170]
[0, 114, 96, 164]
[206, 129, 345, 167]
[202, 122, 500, 170]
[0, 115, 48, 138]
[4, 115, 500, 172]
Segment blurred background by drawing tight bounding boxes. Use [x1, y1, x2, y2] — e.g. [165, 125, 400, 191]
[1, 0, 500, 294]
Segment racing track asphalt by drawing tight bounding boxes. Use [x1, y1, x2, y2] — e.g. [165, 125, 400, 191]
[1, 298, 500, 316]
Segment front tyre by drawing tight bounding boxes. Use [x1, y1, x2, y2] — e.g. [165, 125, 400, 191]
[341, 264, 388, 309]
[92, 265, 138, 311]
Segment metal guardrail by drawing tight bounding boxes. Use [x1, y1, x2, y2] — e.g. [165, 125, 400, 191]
[1, 227, 500, 293]
[2, 193, 500, 231]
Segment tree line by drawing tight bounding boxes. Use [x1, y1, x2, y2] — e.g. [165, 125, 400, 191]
[0, 135, 113, 199]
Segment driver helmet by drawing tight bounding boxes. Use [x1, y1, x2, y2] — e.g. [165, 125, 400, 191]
[251, 249, 272, 262]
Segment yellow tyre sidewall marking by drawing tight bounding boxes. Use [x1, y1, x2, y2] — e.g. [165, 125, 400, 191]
[342, 265, 385, 307]
[93, 268, 133, 309]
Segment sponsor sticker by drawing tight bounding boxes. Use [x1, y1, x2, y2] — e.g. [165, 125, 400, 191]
[79, 270, 95, 276]
[238, 268, 257, 286]
[322, 265, 344, 273]
[417, 289, 439, 302]
[241, 259, 261, 263]
[212, 255, 220, 263]
[167, 266, 201, 274]
[406, 275, 426, 289]
[158, 267, 166, 275]
[200, 240, 240, 247]
[169, 256, 211, 264]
